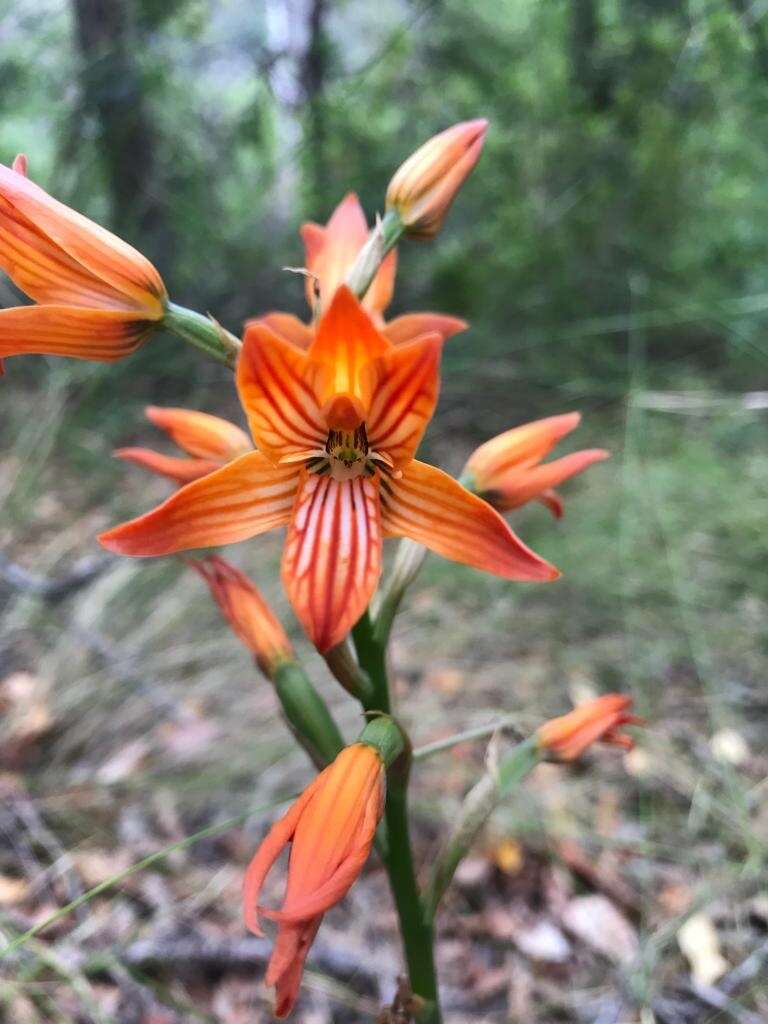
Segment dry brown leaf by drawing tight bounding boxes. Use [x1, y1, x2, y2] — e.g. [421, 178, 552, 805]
[0, 671, 53, 768]
[678, 912, 729, 986]
[96, 737, 151, 784]
[560, 894, 639, 964]
[0, 873, 30, 905]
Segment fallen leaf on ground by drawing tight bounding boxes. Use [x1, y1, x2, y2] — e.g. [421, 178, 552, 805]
[0, 873, 30, 904]
[678, 912, 729, 986]
[560, 894, 639, 964]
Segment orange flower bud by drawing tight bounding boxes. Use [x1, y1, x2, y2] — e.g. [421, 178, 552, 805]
[537, 695, 643, 761]
[243, 743, 384, 1017]
[385, 119, 488, 239]
[0, 160, 166, 365]
[115, 406, 253, 485]
[188, 556, 292, 674]
[463, 412, 609, 518]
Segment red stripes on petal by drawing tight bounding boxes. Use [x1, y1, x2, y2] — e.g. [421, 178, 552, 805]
[281, 471, 382, 652]
[0, 305, 152, 360]
[367, 333, 442, 465]
[99, 452, 300, 556]
[0, 164, 166, 313]
[237, 323, 325, 462]
[380, 460, 559, 582]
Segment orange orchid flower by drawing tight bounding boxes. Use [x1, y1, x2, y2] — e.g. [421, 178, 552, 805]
[537, 694, 643, 761]
[253, 193, 467, 351]
[243, 742, 384, 1018]
[462, 412, 610, 518]
[0, 158, 166, 364]
[100, 286, 557, 652]
[188, 555, 292, 675]
[115, 406, 253, 484]
[386, 119, 488, 239]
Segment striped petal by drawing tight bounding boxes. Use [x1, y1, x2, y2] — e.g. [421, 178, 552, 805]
[237, 323, 325, 462]
[247, 312, 314, 350]
[0, 164, 165, 314]
[114, 448, 221, 484]
[380, 460, 559, 582]
[491, 449, 610, 514]
[281, 472, 382, 652]
[382, 312, 467, 346]
[99, 452, 299, 556]
[145, 406, 252, 460]
[468, 413, 583, 482]
[306, 286, 390, 430]
[367, 333, 442, 466]
[0, 305, 153, 361]
[302, 194, 397, 318]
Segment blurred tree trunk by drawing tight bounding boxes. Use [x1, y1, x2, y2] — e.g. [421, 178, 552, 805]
[71, 0, 171, 257]
[569, 0, 613, 111]
[301, 0, 330, 215]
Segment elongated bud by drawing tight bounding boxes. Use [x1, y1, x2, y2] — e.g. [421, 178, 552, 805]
[243, 739, 386, 1017]
[537, 694, 643, 761]
[461, 412, 609, 518]
[385, 118, 488, 239]
[12, 154, 28, 176]
[188, 556, 292, 675]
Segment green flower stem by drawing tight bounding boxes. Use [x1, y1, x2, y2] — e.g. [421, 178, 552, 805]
[345, 209, 404, 301]
[424, 738, 541, 921]
[359, 714, 406, 767]
[164, 301, 242, 368]
[323, 638, 375, 703]
[271, 660, 345, 769]
[352, 610, 441, 1023]
[373, 538, 428, 645]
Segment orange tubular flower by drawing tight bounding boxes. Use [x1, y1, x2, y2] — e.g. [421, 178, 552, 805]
[188, 555, 292, 674]
[115, 405, 253, 484]
[243, 742, 384, 1018]
[386, 119, 488, 239]
[537, 695, 643, 761]
[0, 159, 166, 363]
[100, 286, 557, 652]
[462, 412, 610, 518]
[253, 193, 467, 350]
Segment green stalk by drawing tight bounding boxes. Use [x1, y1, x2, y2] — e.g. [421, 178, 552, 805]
[352, 611, 441, 1023]
[164, 301, 242, 367]
[345, 209, 404, 300]
[271, 660, 345, 769]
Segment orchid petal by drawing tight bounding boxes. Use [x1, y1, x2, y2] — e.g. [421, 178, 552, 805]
[381, 460, 559, 582]
[306, 285, 390, 429]
[382, 312, 467, 346]
[0, 305, 152, 360]
[99, 452, 299, 556]
[367, 332, 442, 466]
[114, 448, 221, 484]
[0, 163, 165, 313]
[144, 406, 252, 460]
[237, 322, 325, 462]
[281, 471, 382, 652]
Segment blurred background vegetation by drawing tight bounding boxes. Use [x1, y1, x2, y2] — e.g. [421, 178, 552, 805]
[1, 1, 767, 1022]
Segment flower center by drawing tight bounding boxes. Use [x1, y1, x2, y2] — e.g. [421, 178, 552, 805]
[301, 424, 397, 481]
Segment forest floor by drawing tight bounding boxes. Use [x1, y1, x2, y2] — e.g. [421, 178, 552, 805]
[1, 365, 767, 1024]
